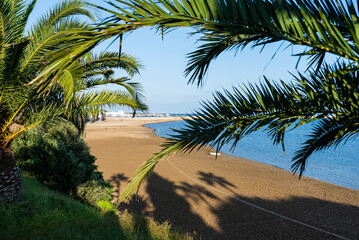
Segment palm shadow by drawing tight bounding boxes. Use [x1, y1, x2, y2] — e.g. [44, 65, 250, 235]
[110, 171, 359, 240]
[210, 193, 359, 239]
[107, 173, 128, 200]
[146, 173, 218, 237]
[197, 171, 236, 189]
[107, 173, 155, 240]
[197, 171, 237, 194]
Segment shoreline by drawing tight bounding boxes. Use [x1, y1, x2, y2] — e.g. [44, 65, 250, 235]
[144, 119, 359, 192]
[84, 117, 359, 239]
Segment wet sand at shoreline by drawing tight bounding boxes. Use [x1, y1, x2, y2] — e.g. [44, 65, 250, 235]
[85, 117, 359, 239]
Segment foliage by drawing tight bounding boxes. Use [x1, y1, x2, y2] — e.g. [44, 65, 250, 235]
[96, 200, 116, 212]
[56, 51, 147, 134]
[12, 121, 103, 194]
[0, 175, 195, 240]
[0, 0, 94, 149]
[76, 180, 114, 208]
[0, 0, 147, 151]
[94, 0, 359, 201]
[98, 0, 359, 85]
[0, 0, 147, 203]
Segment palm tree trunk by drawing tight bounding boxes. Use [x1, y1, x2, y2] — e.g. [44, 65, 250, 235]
[0, 148, 22, 202]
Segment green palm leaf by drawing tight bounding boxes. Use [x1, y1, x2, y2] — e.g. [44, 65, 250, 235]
[99, 0, 359, 85]
[82, 52, 142, 77]
[120, 62, 359, 200]
[76, 89, 146, 109]
[292, 118, 359, 175]
[0, 0, 97, 148]
[92, 0, 359, 202]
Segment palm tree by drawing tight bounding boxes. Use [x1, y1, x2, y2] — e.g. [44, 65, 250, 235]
[0, 0, 145, 202]
[0, 0, 94, 202]
[46, 51, 146, 134]
[96, 0, 359, 201]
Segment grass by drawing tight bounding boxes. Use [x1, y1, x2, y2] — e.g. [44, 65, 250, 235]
[0, 176, 195, 240]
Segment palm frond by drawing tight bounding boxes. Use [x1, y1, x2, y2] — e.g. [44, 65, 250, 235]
[76, 89, 147, 110]
[31, 0, 94, 32]
[1, 102, 63, 147]
[99, 0, 359, 85]
[83, 52, 142, 77]
[0, 0, 100, 148]
[292, 118, 359, 176]
[120, 62, 359, 200]
[84, 77, 142, 96]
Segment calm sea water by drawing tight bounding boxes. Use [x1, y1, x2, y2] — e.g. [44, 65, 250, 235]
[146, 121, 359, 190]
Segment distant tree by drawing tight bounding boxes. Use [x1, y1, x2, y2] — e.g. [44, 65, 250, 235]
[96, 0, 359, 201]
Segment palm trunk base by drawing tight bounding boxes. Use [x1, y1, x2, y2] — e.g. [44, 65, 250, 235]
[0, 149, 22, 202]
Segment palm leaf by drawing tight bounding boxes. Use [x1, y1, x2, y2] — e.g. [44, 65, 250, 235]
[120, 62, 359, 200]
[292, 118, 359, 176]
[82, 52, 142, 77]
[76, 89, 147, 110]
[99, 0, 359, 85]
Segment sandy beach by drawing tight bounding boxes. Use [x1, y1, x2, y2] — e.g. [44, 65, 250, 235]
[85, 117, 359, 240]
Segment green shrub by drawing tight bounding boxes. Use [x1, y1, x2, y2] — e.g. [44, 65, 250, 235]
[76, 180, 114, 207]
[12, 121, 104, 195]
[96, 200, 116, 212]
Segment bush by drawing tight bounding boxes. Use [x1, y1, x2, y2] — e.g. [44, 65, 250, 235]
[96, 200, 116, 212]
[76, 180, 114, 208]
[12, 121, 104, 196]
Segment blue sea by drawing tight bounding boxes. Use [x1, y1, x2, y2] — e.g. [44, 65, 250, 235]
[146, 121, 359, 190]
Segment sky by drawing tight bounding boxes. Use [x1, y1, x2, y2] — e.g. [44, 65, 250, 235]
[28, 0, 315, 113]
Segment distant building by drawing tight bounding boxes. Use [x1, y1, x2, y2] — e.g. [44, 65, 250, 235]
[104, 111, 189, 118]
[105, 110, 127, 117]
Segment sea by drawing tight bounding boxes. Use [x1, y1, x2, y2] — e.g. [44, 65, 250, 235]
[146, 120, 359, 190]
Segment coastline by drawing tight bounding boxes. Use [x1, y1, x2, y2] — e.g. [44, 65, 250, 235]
[144, 120, 356, 191]
[85, 117, 359, 239]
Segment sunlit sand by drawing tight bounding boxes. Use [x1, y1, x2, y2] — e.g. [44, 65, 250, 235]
[85, 117, 359, 239]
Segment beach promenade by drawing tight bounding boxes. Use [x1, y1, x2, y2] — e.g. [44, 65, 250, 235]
[85, 118, 359, 239]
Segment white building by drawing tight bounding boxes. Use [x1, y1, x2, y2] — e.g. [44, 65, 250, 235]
[105, 110, 126, 117]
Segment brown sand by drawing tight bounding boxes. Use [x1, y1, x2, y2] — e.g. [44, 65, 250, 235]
[85, 118, 359, 240]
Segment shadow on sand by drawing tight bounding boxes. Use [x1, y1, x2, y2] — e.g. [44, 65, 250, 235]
[108, 172, 359, 240]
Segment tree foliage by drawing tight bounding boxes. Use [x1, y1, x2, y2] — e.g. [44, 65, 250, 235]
[0, 0, 93, 149]
[99, 0, 359, 84]
[0, 0, 147, 149]
[95, 0, 359, 201]
[49, 51, 146, 134]
[12, 121, 102, 193]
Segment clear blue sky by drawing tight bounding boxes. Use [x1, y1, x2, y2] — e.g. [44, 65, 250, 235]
[29, 0, 315, 113]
